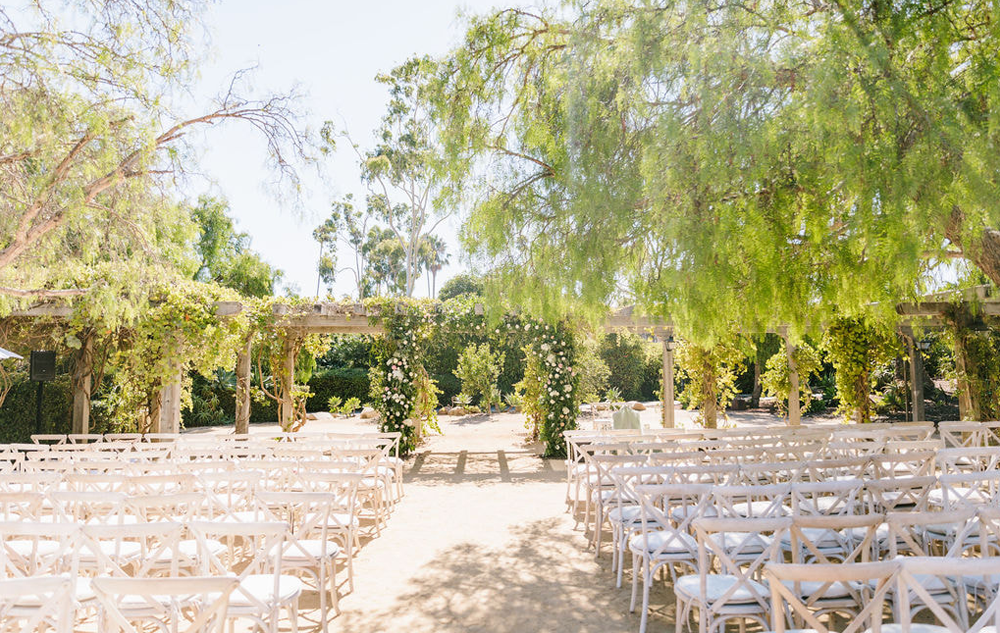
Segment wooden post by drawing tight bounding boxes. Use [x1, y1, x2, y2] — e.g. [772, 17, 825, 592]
[70, 332, 93, 435]
[235, 337, 252, 434]
[953, 332, 974, 421]
[278, 334, 298, 429]
[906, 336, 926, 422]
[159, 366, 183, 434]
[661, 337, 675, 428]
[783, 332, 801, 427]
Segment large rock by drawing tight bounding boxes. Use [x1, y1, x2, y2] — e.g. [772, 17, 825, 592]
[631, 401, 646, 411]
[438, 407, 451, 416]
[450, 407, 467, 416]
[360, 407, 378, 419]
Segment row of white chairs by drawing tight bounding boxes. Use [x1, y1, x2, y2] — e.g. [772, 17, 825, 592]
[0, 430, 408, 632]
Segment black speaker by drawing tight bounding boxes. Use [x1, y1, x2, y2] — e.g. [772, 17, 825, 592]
[29, 351, 56, 382]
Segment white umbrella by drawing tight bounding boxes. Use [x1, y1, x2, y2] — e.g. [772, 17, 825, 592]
[0, 347, 23, 361]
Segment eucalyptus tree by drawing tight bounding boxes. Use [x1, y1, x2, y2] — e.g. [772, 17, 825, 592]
[325, 56, 455, 298]
[0, 0, 308, 314]
[434, 0, 1000, 340]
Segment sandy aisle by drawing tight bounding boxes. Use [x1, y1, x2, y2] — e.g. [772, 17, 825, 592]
[194, 406, 813, 632]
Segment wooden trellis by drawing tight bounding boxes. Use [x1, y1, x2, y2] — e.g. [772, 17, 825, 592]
[7, 286, 1000, 434]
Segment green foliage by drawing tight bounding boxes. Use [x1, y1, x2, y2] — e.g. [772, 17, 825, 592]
[576, 337, 610, 404]
[515, 347, 546, 440]
[0, 372, 72, 443]
[190, 196, 281, 298]
[455, 343, 505, 412]
[761, 341, 823, 417]
[599, 333, 649, 401]
[438, 274, 485, 301]
[823, 318, 899, 423]
[676, 337, 746, 428]
[432, 373, 462, 404]
[433, 1, 1000, 338]
[412, 367, 441, 435]
[318, 336, 372, 370]
[307, 368, 370, 412]
[950, 325, 1000, 421]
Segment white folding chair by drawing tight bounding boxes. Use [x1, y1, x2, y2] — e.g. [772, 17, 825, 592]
[188, 520, 302, 633]
[0, 575, 74, 633]
[91, 576, 237, 633]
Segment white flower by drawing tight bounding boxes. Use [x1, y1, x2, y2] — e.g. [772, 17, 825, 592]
[562, 407, 569, 415]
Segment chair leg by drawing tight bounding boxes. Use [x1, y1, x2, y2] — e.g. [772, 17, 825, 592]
[630, 555, 641, 612]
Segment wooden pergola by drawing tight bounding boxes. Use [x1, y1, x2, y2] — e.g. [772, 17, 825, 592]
[8, 287, 1000, 434]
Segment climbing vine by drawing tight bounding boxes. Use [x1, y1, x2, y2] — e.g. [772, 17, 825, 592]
[761, 340, 823, 417]
[822, 317, 898, 423]
[676, 336, 745, 429]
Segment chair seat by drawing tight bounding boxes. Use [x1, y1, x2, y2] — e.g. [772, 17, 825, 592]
[608, 505, 642, 523]
[229, 574, 303, 606]
[80, 540, 142, 561]
[670, 505, 719, 522]
[779, 579, 854, 600]
[11, 577, 94, 605]
[153, 539, 226, 562]
[927, 487, 982, 507]
[708, 531, 773, 553]
[963, 573, 1000, 593]
[675, 574, 768, 603]
[629, 531, 697, 556]
[283, 539, 342, 560]
[729, 501, 791, 518]
[5, 539, 63, 558]
[863, 625, 951, 633]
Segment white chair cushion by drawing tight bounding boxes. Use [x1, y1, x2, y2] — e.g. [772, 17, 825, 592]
[230, 574, 303, 606]
[675, 574, 768, 603]
[629, 531, 697, 555]
[283, 539, 342, 560]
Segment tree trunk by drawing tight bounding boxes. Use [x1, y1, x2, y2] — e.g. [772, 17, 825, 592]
[946, 209, 1000, 286]
[235, 337, 252, 434]
[70, 331, 94, 435]
[278, 333, 300, 430]
[751, 358, 762, 409]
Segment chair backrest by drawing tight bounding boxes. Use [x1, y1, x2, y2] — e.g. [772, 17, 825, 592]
[885, 508, 978, 558]
[80, 521, 183, 577]
[187, 520, 288, 615]
[692, 516, 793, 615]
[895, 556, 1000, 633]
[0, 575, 74, 632]
[91, 576, 238, 633]
[0, 522, 80, 579]
[764, 559, 899, 633]
[633, 483, 714, 564]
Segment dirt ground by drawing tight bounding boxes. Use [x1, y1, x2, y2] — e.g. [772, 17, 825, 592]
[194, 405, 810, 632]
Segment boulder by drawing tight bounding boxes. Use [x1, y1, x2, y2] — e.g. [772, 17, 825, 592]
[306, 412, 319, 420]
[438, 407, 451, 416]
[631, 401, 646, 411]
[596, 402, 610, 411]
[450, 407, 467, 416]
[360, 407, 378, 420]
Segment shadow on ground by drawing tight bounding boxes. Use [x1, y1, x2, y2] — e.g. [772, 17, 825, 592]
[332, 516, 676, 633]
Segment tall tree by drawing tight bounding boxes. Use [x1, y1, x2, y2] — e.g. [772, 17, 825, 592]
[0, 0, 307, 313]
[434, 1, 1000, 339]
[420, 234, 449, 297]
[190, 196, 281, 298]
[324, 56, 454, 298]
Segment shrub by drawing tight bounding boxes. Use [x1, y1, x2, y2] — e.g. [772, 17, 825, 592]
[455, 343, 505, 412]
[599, 333, 647, 401]
[306, 368, 370, 412]
[576, 337, 610, 404]
[432, 373, 462, 404]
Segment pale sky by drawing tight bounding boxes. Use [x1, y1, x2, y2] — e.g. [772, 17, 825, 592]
[190, 0, 509, 298]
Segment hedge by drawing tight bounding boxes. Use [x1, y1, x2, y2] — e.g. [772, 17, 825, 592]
[0, 372, 72, 443]
[305, 368, 370, 412]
